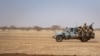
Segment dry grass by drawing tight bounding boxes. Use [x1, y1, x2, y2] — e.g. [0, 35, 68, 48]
[0, 30, 100, 56]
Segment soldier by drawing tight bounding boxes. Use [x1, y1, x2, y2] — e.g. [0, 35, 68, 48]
[83, 23, 88, 34]
[78, 26, 83, 37]
[78, 26, 82, 32]
[83, 23, 88, 29]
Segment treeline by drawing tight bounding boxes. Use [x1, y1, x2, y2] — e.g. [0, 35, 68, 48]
[0, 25, 64, 31]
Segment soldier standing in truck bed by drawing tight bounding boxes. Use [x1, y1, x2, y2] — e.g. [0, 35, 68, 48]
[83, 23, 88, 33]
[83, 23, 88, 29]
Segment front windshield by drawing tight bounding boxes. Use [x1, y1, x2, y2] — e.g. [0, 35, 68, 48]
[65, 28, 78, 32]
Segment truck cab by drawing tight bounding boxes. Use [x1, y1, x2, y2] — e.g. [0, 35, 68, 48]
[64, 28, 78, 38]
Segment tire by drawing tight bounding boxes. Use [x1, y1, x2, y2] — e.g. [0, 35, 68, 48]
[56, 36, 63, 42]
[80, 34, 88, 42]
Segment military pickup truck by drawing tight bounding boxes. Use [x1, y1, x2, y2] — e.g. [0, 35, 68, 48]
[53, 23, 95, 42]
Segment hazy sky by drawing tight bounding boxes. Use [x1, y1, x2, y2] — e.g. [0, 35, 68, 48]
[0, 0, 100, 28]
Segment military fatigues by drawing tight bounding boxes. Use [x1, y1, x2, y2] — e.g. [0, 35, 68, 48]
[78, 26, 83, 37]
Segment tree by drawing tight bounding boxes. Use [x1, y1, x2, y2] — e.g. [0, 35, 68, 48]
[33, 26, 43, 31]
[1, 26, 8, 31]
[51, 25, 61, 30]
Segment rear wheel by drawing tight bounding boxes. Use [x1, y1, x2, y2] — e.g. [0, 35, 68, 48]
[56, 36, 63, 42]
[80, 34, 88, 42]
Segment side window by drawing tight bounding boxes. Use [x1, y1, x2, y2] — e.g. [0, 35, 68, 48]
[70, 28, 73, 32]
[74, 28, 78, 32]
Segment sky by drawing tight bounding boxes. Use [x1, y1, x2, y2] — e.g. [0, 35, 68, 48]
[0, 0, 100, 28]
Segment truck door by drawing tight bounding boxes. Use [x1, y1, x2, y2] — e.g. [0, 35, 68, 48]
[64, 28, 70, 38]
[69, 28, 76, 38]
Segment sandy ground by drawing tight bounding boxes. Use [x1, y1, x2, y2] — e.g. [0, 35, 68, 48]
[0, 30, 100, 56]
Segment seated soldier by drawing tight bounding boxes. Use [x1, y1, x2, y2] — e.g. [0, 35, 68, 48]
[77, 26, 83, 37]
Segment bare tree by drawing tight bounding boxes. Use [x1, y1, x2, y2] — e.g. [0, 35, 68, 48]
[51, 25, 61, 30]
[33, 26, 43, 31]
[1, 26, 8, 31]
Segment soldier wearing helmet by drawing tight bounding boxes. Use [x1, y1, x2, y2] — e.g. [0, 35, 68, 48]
[83, 23, 88, 33]
[83, 23, 87, 29]
[78, 26, 83, 37]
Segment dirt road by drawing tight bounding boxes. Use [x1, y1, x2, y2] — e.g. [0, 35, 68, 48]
[0, 30, 100, 56]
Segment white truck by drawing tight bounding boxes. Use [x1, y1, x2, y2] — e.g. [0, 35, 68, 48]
[54, 23, 95, 42]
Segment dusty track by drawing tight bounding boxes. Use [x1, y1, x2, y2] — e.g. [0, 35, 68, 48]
[0, 30, 100, 56]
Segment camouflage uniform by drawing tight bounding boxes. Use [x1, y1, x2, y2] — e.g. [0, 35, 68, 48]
[78, 26, 83, 37]
[83, 23, 87, 29]
[83, 23, 88, 34]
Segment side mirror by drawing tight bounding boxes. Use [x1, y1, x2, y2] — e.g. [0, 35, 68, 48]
[66, 31, 70, 33]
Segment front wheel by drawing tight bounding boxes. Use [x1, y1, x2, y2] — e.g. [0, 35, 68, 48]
[56, 36, 63, 42]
